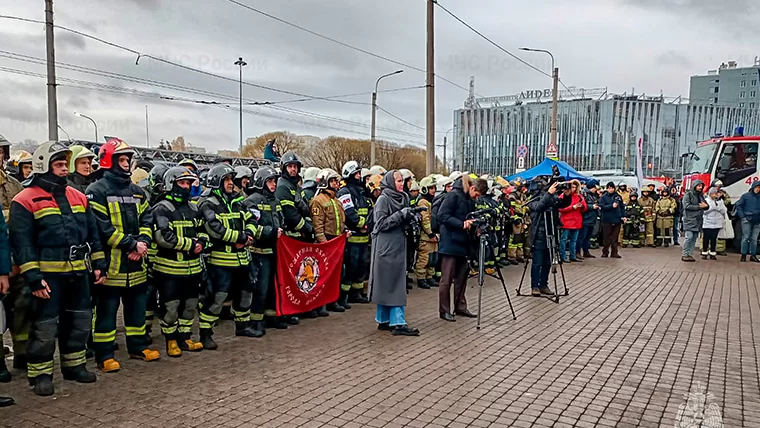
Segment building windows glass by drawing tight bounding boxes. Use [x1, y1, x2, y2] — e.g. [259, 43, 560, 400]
[751, 103, 756, 109]
[741, 80, 747, 87]
[739, 102, 745, 108]
[751, 91, 757, 97]
[753, 80, 758, 86]
[740, 91, 746, 98]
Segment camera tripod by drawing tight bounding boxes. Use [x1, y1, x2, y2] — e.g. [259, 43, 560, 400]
[472, 228, 517, 329]
[516, 209, 569, 303]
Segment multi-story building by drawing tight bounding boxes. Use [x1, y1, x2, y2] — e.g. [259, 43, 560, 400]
[690, 58, 760, 109]
[452, 86, 760, 177]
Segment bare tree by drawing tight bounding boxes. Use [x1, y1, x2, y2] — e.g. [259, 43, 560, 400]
[242, 131, 303, 158]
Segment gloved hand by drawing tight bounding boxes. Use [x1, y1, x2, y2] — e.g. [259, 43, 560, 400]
[412, 206, 428, 213]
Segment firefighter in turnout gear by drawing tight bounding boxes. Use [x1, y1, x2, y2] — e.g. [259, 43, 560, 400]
[638, 188, 657, 247]
[197, 163, 263, 349]
[86, 138, 160, 371]
[275, 152, 313, 241]
[507, 181, 527, 264]
[302, 166, 321, 204]
[415, 176, 438, 289]
[9, 141, 107, 396]
[233, 166, 253, 196]
[143, 163, 171, 343]
[655, 188, 677, 247]
[404, 174, 421, 288]
[622, 192, 643, 247]
[310, 168, 348, 312]
[337, 161, 372, 303]
[243, 166, 285, 334]
[151, 166, 208, 357]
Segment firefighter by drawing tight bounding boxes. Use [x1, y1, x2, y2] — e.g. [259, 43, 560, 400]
[337, 161, 372, 303]
[178, 159, 203, 198]
[369, 165, 387, 177]
[302, 166, 321, 204]
[143, 163, 171, 342]
[310, 168, 348, 312]
[638, 188, 657, 247]
[233, 166, 253, 196]
[507, 180, 528, 264]
[197, 163, 262, 348]
[9, 141, 107, 396]
[86, 138, 160, 372]
[496, 184, 512, 266]
[514, 179, 532, 258]
[622, 192, 643, 248]
[151, 166, 208, 357]
[712, 179, 732, 255]
[9, 150, 33, 183]
[617, 182, 631, 245]
[367, 174, 383, 202]
[275, 152, 313, 242]
[243, 166, 284, 334]
[67, 145, 97, 194]
[655, 187, 677, 247]
[415, 176, 438, 289]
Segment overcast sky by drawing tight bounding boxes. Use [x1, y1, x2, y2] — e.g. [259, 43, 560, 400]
[1, 0, 758, 155]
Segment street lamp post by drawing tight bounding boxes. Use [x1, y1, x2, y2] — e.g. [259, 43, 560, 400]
[519, 47, 558, 159]
[57, 125, 71, 141]
[73, 112, 98, 142]
[370, 69, 403, 166]
[443, 127, 453, 171]
[234, 57, 247, 154]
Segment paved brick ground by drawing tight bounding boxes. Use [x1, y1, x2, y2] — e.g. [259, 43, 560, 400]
[1, 247, 759, 427]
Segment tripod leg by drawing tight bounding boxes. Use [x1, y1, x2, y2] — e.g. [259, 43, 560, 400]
[516, 257, 529, 295]
[559, 260, 569, 296]
[496, 267, 517, 320]
[476, 235, 486, 330]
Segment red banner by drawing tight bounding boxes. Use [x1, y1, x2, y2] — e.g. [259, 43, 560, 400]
[275, 234, 346, 316]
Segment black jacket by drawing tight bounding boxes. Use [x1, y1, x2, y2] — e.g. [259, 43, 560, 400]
[337, 179, 372, 244]
[198, 189, 259, 268]
[527, 192, 559, 250]
[67, 172, 91, 194]
[86, 171, 152, 287]
[242, 188, 282, 254]
[581, 190, 600, 227]
[151, 195, 208, 276]
[275, 175, 313, 238]
[599, 191, 625, 224]
[438, 179, 474, 258]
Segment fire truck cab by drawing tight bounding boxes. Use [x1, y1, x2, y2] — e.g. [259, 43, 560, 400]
[682, 131, 759, 247]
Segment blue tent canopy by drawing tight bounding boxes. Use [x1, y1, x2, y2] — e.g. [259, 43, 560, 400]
[505, 158, 589, 183]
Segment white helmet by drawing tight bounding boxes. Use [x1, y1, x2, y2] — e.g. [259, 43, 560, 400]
[234, 165, 253, 179]
[449, 171, 463, 181]
[302, 166, 321, 186]
[316, 168, 340, 189]
[399, 169, 414, 181]
[369, 165, 387, 176]
[32, 141, 72, 175]
[341, 160, 362, 179]
[361, 168, 371, 180]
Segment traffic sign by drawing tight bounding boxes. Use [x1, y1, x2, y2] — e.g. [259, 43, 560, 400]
[545, 141, 558, 158]
[516, 145, 528, 158]
[517, 157, 525, 169]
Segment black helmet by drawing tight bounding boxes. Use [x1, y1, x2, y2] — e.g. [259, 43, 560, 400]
[163, 166, 197, 190]
[280, 151, 302, 175]
[252, 166, 279, 191]
[206, 163, 236, 190]
[198, 168, 209, 186]
[148, 164, 171, 193]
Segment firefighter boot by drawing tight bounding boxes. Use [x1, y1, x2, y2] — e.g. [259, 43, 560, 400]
[166, 340, 182, 358]
[316, 306, 330, 317]
[178, 336, 204, 352]
[417, 277, 430, 290]
[199, 329, 218, 350]
[130, 349, 161, 362]
[98, 358, 121, 373]
[265, 317, 289, 329]
[62, 365, 97, 383]
[235, 321, 262, 338]
[0, 357, 9, 383]
[327, 301, 345, 313]
[348, 289, 370, 304]
[283, 316, 300, 325]
[31, 374, 54, 396]
[250, 321, 266, 338]
[338, 291, 352, 310]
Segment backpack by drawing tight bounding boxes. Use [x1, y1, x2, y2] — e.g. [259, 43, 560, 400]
[431, 193, 446, 233]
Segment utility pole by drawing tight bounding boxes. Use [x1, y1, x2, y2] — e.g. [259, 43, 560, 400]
[425, 0, 435, 175]
[145, 105, 150, 148]
[45, 0, 59, 141]
[234, 57, 247, 154]
[550, 66, 559, 158]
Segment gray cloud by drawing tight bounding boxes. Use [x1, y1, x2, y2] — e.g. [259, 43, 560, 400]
[654, 51, 692, 68]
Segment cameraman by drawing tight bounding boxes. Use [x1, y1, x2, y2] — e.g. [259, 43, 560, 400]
[437, 174, 489, 322]
[527, 179, 562, 297]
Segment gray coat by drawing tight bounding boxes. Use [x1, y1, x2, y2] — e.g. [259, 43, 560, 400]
[369, 178, 413, 307]
[682, 180, 707, 232]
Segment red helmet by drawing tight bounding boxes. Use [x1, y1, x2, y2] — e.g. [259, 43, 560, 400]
[98, 138, 135, 170]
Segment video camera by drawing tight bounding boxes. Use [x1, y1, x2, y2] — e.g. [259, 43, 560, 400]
[529, 164, 567, 195]
[466, 207, 496, 235]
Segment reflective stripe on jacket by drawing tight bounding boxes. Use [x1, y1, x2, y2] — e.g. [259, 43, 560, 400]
[152, 197, 208, 276]
[198, 189, 259, 267]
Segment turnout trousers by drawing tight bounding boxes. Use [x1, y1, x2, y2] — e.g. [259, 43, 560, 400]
[199, 265, 253, 331]
[2, 274, 31, 366]
[656, 217, 674, 246]
[93, 283, 150, 363]
[250, 254, 272, 320]
[27, 274, 91, 380]
[415, 240, 437, 281]
[154, 272, 200, 341]
[343, 242, 370, 292]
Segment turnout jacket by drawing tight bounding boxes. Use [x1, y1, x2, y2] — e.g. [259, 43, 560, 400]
[638, 195, 657, 222]
[655, 196, 677, 217]
[337, 180, 372, 244]
[417, 194, 435, 241]
[10, 178, 106, 290]
[151, 195, 209, 276]
[309, 188, 346, 243]
[242, 189, 282, 254]
[275, 175, 313, 238]
[86, 171, 152, 287]
[198, 189, 260, 268]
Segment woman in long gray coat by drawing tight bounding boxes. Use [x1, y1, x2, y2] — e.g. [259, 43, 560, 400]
[369, 170, 420, 336]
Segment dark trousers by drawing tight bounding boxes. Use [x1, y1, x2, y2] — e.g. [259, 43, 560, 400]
[702, 228, 720, 254]
[601, 223, 622, 256]
[27, 274, 91, 379]
[199, 265, 253, 330]
[144, 280, 158, 328]
[93, 283, 149, 363]
[251, 254, 274, 319]
[578, 224, 594, 253]
[155, 273, 200, 340]
[438, 255, 469, 314]
[530, 248, 551, 289]
[342, 242, 369, 292]
[2, 275, 31, 365]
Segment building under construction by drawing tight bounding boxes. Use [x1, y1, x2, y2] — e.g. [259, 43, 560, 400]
[453, 80, 760, 176]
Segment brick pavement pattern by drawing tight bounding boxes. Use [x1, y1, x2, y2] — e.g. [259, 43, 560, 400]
[1, 247, 759, 427]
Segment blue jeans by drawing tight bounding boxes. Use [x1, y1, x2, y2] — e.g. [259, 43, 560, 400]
[741, 220, 760, 255]
[682, 231, 699, 257]
[375, 305, 406, 327]
[559, 228, 580, 261]
[531, 248, 551, 289]
[578, 224, 594, 253]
